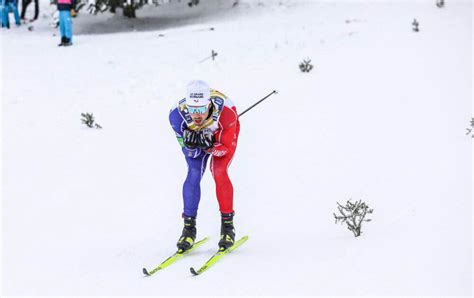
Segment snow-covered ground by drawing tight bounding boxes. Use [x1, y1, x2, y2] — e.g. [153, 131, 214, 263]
[1, 0, 472, 296]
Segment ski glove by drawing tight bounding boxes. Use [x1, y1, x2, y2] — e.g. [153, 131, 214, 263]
[197, 131, 214, 150]
[183, 129, 199, 149]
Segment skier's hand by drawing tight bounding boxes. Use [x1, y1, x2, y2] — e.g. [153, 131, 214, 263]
[197, 131, 214, 150]
[183, 129, 199, 149]
[71, 9, 77, 17]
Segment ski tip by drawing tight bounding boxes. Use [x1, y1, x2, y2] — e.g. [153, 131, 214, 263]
[237, 235, 249, 243]
[198, 236, 210, 243]
[143, 268, 150, 276]
[190, 267, 199, 276]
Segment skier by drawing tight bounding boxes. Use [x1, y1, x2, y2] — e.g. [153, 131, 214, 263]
[169, 80, 240, 252]
[56, 0, 76, 46]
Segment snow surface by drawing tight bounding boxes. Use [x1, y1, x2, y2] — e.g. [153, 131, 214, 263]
[1, 0, 472, 296]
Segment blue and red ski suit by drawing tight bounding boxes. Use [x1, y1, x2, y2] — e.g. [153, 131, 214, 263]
[169, 89, 240, 218]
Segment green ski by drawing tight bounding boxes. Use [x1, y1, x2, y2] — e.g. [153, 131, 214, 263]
[190, 235, 249, 276]
[143, 237, 209, 276]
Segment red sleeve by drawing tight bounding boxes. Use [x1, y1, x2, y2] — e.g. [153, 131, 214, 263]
[207, 106, 238, 157]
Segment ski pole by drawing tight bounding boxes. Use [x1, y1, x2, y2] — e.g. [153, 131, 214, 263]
[199, 50, 218, 63]
[238, 90, 278, 118]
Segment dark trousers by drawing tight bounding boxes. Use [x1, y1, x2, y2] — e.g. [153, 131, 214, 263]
[20, 0, 38, 20]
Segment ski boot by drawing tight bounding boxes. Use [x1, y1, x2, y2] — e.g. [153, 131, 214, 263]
[176, 216, 196, 252]
[218, 212, 235, 250]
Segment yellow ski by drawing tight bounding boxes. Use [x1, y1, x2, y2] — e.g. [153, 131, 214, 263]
[190, 235, 249, 276]
[143, 237, 209, 276]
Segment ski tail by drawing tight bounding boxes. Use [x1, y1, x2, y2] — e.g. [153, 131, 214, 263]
[143, 236, 209, 276]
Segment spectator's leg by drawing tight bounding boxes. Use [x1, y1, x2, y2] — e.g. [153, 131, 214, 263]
[63, 10, 72, 43]
[33, 0, 37, 20]
[59, 10, 66, 40]
[20, 0, 29, 20]
[3, 4, 10, 28]
[0, 4, 3, 27]
[10, 3, 20, 25]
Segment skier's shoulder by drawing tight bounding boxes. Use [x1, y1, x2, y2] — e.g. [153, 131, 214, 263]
[211, 89, 227, 100]
[210, 89, 236, 113]
[210, 89, 235, 108]
[169, 98, 186, 114]
[170, 98, 195, 131]
[219, 106, 238, 128]
[169, 98, 187, 121]
[210, 89, 237, 127]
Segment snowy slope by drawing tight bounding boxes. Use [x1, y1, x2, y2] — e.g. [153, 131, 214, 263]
[1, 0, 472, 296]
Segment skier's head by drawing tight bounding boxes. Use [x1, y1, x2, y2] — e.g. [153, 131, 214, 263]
[185, 80, 211, 126]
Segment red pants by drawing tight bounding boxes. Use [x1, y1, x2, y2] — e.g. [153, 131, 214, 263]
[210, 131, 239, 214]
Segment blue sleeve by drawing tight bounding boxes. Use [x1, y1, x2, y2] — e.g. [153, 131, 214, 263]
[169, 107, 203, 159]
[169, 107, 185, 138]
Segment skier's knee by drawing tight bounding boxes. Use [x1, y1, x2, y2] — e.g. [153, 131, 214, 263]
[186, 167, 202, 182]
[212, 168, 229, 182]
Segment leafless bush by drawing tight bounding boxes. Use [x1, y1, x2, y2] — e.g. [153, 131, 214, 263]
[334, 199, 373, 237]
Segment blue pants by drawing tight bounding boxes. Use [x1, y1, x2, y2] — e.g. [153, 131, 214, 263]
[59, 10, 72, 42]
[183, 153, 211, 217]
[2, 3, 20, 27]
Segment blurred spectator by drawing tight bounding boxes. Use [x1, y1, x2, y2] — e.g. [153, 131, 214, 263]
[20, 0, 38, 21]
[57, 0, 76, 46]
[1, 0, 21, 29]
[0, 1, 3, 28]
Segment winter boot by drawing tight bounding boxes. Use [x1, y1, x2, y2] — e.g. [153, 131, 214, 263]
[58, 36, 66, 47]
[63, 37, 72, 46]
[176, 216, 196, 252]
[218, 212, 235, 250]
